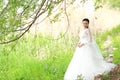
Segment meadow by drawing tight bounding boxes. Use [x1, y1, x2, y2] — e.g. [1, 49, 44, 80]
[0, 25, 120, 80]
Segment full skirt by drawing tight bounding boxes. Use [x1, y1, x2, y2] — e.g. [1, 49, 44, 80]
[64, 43, 115, 80]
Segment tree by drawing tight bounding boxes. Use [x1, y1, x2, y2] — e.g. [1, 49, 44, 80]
[0, 0, 113, 44]
[0, 0, 64, 44]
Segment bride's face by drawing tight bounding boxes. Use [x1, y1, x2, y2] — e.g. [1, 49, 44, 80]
[82, 21, 89, 28]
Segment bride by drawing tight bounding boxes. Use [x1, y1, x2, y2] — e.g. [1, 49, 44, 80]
[64, 18, 116, 80]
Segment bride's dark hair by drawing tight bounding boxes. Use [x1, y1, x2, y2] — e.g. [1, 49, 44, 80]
[82, 18, 89, 23]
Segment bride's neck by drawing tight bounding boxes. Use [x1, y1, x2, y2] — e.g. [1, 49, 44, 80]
[83, 27, 88, 30]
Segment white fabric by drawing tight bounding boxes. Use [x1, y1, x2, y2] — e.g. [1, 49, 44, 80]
[64, 28, 116, 80]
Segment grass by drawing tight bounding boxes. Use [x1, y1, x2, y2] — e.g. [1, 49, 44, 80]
[96, 25, 120, 64]
[0, 34, 78, 80]
[0, 25, 120, 80]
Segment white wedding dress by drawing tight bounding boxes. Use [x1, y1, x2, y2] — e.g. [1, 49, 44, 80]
[64, 28, 115, 80]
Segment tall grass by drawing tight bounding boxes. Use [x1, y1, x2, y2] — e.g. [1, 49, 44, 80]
[0, 25, 120, 80]
[96, 25, 120, 64]
[0, 34, 78, 80]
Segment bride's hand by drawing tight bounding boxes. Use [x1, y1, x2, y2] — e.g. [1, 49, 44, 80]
[78, 43, 84, 48]
[77, 42, 81, 47]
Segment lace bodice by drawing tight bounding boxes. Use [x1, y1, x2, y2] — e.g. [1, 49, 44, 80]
[79, 28, 92, 45]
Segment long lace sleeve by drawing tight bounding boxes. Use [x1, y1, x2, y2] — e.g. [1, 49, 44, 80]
[81, 29, 92, 45]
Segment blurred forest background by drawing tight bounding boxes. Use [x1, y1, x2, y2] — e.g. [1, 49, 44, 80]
[0, 0, 120, 80]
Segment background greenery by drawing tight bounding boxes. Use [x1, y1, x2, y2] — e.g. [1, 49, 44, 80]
[0, 0, 120, 80]
[0, 25, 120, 80]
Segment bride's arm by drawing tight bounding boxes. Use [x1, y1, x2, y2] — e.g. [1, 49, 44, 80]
[79, 29, 92, 47]
[84, 29, 92, 44]
[78, 43, 84, 47]
[78, 40, 85, 47]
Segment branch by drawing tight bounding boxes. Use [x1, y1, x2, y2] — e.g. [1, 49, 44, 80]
[0, 1, 9, 16]
[54, 0, 70, 40]
[46, 0, 70, 40]
[0, 0, 65, 44]
[0, 0, 47, 44]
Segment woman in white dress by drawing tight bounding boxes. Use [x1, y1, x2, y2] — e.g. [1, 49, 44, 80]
[64, 18, 116, 80]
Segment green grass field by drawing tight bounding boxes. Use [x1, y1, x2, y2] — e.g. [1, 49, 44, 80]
[0, 25, 120, 80]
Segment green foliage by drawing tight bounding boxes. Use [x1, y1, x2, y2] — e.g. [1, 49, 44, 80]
[95, 0, 120, 9]
[1, 0, 120, 43]
[0, 0, 63, 43]
[109, 0, 120, 9]
[0, 25, 120, 79]
[0, 33, 78, 80]
[76, 74, 84, 80]
[102, 73, 110, 80]
[96, 25, 120, 64]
